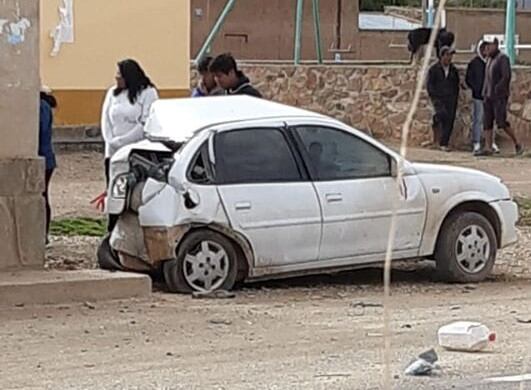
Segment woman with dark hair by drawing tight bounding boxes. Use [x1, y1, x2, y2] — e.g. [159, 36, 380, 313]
[97, 59, 158, 231]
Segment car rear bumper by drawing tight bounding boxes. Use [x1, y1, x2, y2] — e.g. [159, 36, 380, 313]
[491, 200, 519, 248]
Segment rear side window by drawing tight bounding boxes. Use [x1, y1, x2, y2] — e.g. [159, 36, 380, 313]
[215, 128, 302, 184]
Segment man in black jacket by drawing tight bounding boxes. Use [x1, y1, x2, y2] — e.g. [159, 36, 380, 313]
[465, 41, 488, 154]
[478, 37, 523, 156]
[210, 54, 262, 98]
[427, 46, 460, 151]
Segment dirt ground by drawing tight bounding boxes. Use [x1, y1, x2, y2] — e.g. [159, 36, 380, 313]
[3, 147, 530, 389]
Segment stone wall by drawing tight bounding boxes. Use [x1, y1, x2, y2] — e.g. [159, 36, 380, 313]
[206, 64, 531, 148]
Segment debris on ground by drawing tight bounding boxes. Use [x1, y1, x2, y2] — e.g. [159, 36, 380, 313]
[208, 319, 232, 326]
[83, 301, 96, 310]
[404, 348, 439, 376]
[350, 301, 383, 316]
[438, 321, 495, 352]
[192, 290, 236, 299]
[516, 317, 531, 324]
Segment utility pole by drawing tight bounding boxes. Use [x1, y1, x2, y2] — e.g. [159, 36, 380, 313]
[505, 0, 517, 65]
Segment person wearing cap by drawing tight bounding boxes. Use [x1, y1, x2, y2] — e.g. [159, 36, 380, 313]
[39, 86, 57, 246]
[466, 40, 495, 155]
[427, 45, 460, 151]
[478, 37, 523, 156]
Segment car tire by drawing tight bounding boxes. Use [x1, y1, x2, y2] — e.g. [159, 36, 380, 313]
[97, 234, 124, 271]
[163, 230, 239, 293]
[435, 211, 497, 283]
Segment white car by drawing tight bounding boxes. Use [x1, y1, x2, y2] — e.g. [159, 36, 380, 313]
[99, 96, 519, 293]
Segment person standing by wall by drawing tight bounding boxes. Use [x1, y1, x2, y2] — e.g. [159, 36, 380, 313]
[209, 54, 262, 98]
[192, 56, 224, 97]
[39, 86, 57, 246]
[466, 41, 489, 155]
[427, 46, 460, 152]
[97, 59, 158, 231]
[478, 38, 524, 156]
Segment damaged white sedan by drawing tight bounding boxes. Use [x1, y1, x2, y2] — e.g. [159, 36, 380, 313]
[98, 96, 519, 293]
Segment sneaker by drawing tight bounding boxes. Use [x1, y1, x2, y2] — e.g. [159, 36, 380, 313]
[492, 143, 500, 154]
[475, 149, 493, 157]
[473, 143, 481, 154]
[516, 144, 524, 156]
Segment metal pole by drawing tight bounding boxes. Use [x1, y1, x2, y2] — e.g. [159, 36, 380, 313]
[194, 0, 237, 65]
[505, 0, 517, 65]
[427, 0, 434, 27]
[312, 0, 323, 64]
[421, 0, 427, 27]
[294, 0, 304, 65]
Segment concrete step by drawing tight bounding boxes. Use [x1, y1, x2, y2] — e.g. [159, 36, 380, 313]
[0, 270, 151, 306]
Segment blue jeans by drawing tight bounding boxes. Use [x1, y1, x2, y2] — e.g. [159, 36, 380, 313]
[472, 98, 484, 144]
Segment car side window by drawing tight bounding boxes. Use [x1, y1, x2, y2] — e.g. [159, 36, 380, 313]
[215, 128, 302, 184]
[294, 126, 391, 181]
[188, 141, 213, 184]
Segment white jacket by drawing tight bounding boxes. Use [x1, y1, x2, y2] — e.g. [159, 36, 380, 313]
[101, 86, 158, 158]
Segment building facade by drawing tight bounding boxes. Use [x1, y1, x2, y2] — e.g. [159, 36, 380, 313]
[40, 0, 191, 126]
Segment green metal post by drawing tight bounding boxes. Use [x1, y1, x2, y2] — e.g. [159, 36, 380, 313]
[194, 0, 237, 65]
[294, 0, 304, 65]
[505, 0, 517, 65]
[312, 0, 323, 64]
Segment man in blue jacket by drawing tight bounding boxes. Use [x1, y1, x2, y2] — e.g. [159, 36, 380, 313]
[39, 88, 57, 245]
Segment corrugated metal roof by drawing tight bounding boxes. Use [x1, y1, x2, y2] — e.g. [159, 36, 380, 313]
[359, 13, 421, 31]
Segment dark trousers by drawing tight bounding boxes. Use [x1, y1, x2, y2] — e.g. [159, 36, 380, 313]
[432, 96, 458, 147]
[44, 168, 54, 237]
[104, 158, 119, 233]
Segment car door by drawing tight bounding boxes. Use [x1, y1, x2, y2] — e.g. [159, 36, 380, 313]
[290, 123, 427, 262]
[213, 122, 322, 268]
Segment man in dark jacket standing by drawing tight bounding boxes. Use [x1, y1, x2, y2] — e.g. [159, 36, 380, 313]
[209, 54, 262, 98]
[479, 37, 523, 156]
[427, 46, 460, 151]
[466, 40, 488, 155]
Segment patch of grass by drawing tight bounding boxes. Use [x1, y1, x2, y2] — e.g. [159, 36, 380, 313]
[51, 217, 106, 237]
[515, 197, 531, 227]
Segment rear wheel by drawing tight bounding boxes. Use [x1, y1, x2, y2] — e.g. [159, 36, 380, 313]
[435, 211, 497, 283]
[163, 231, 239, 293]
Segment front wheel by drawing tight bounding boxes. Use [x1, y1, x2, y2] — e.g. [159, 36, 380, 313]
[435, 211, 497, 283]
[163, 231, 239, 293]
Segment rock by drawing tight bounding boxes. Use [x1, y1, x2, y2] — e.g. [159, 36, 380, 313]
[83, 301, 96, 310]
[523, 101, 531, 121]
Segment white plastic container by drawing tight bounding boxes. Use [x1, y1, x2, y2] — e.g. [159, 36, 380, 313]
[438, 321, 496, 352]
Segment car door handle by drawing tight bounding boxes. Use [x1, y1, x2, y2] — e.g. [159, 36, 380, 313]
[235, 201, 252, 211]
[325, 193, 343, 203]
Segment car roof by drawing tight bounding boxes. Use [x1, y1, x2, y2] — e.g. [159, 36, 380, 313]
[144, 95, 327, 142]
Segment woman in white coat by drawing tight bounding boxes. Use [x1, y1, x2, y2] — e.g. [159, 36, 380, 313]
[97, 59, 158, 231]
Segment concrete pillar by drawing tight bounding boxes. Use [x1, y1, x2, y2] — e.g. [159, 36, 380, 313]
[0, 0, 44, 270]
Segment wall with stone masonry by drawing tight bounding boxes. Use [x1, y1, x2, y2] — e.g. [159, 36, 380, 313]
[192, 64, 531, 148]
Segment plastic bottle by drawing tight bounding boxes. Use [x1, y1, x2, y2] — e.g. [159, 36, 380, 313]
[437, 321, 496, 352]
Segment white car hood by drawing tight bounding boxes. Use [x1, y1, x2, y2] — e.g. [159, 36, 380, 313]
[412, 162, 510, 200]
[411, 162, 500, 181]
